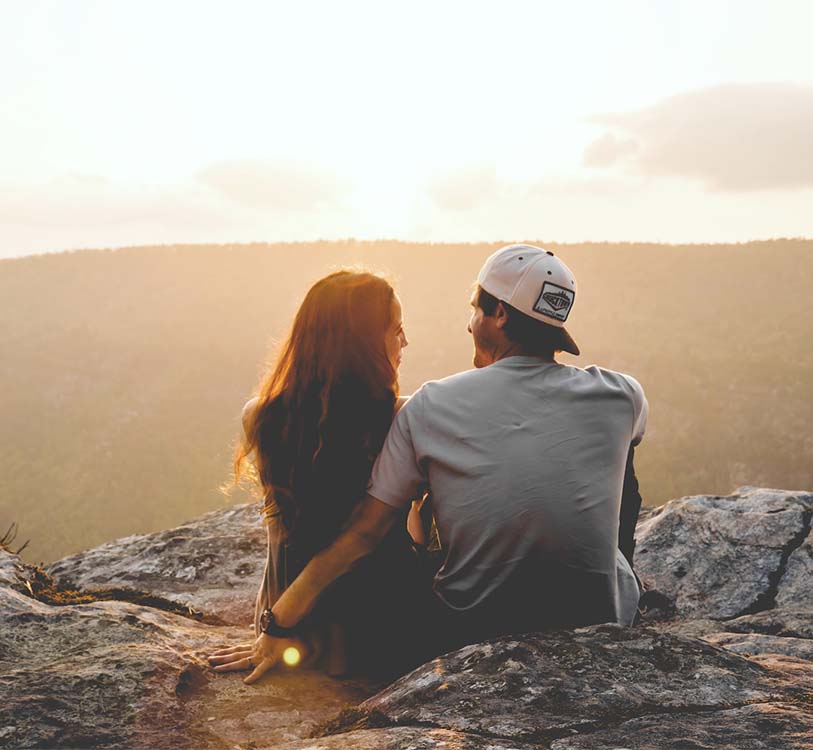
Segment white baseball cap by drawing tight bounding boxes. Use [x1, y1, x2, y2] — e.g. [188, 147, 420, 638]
[477, 243, 580, 356]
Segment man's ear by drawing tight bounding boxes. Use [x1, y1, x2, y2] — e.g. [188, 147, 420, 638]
[494, 301, 509, 329]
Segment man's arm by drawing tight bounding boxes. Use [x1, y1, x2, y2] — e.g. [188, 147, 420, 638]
[270, 493, 400, 628]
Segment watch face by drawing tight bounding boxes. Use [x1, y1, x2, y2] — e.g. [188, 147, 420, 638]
[260, 608, 270, 631]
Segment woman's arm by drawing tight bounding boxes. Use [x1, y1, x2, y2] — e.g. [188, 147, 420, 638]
[395, 395, 429, 545]
[241, 395, 271, 633]
[407, 494, 433, 547]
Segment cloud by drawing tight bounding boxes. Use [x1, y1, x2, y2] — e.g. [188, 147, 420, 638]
[528, 175, 644, 199]
[0, 167, 363, 257]
[196, 159, 350, 211]
[424, 163, 498, 210]
[584, 83, 813, 191]
[0, 173, 227, 229]
[582, 133, 638, 168]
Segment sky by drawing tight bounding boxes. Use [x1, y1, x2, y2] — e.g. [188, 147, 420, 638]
[2, 0, 813, 258]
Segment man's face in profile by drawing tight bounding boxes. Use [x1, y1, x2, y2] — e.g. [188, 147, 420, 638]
[467, 289, 498, 369]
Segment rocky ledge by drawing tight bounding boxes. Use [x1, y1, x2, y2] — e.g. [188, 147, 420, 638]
[1, 486, 811, 749]
[44, 503, 268, 626]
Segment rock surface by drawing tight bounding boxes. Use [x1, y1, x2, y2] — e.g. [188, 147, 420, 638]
[778, 530, 813, 610]
[346, 625, 801, 742]
[704, 632, 813, 660]
[0, 547, 376, 750]
[635, 486, 813, 619]
[725, 608, 813, 639]
[548, 703, 813, 750]
[46, 503, 268, 626]
[4, 486, 813, 749]
[276, 727, 541, 749]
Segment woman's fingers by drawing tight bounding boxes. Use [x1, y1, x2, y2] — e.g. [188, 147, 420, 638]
[209, 643, 253, 656]
[243, 656, 277, 685]
[208, 648, 252, 665]
[209, 637, 309, 683]
[213, 656, 254, 673]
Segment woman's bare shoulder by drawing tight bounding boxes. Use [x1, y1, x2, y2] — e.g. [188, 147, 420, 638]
[241, 396, 260, 435]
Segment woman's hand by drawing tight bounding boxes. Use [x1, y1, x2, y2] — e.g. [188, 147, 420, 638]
[207, 633, 307, 685]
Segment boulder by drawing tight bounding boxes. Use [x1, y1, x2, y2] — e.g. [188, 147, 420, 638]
[703, 632, 813, 660]
[46, 503, 267, 626]
[635, 487, 813, 619]
[548, 703, 813, 750]
[276, 727, 541, 749]
[341, 624, 803, 744]
[650, 607, 813, 690]
[724, 608, 813, 640]
[0, 546, 376, 750]
[5, 486, 813, 749]
[777, 531, 813, 610]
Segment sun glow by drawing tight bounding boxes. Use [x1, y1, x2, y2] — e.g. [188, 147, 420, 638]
[282, 647, 302, 667]
[2, 1, 813, 257]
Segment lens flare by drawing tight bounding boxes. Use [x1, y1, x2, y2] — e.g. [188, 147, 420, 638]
[282, 646, 301, 666]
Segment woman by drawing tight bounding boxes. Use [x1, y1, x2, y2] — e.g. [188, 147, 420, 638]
[209, 269, 429, 681]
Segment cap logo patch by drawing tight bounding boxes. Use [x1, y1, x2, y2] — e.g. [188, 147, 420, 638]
[534, 282, 574, 322]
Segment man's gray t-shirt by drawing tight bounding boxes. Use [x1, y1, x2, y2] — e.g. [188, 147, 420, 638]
[368, 356, 648, 625]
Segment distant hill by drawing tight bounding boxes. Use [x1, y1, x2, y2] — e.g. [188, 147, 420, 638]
[1, 239, 811, 565]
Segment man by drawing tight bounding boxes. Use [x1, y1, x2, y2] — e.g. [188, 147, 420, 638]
[210, 244, 648, 684]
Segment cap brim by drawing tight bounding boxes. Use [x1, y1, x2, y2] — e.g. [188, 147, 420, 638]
[555, 326, 580, 356]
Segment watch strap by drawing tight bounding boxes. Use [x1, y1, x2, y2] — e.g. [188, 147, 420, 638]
[261, 607, 298, 638]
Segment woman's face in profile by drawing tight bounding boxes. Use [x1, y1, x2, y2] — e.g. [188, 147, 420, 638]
[384, 294, 408, 372]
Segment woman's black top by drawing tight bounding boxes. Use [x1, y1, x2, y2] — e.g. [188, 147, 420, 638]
[251, 379, 426, 677]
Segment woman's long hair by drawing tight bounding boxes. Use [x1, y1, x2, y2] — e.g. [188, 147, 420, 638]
[234, 269, 399, 552]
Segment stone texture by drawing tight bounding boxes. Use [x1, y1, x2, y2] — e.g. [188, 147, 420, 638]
[548, 703, 813, 750]
[725, 609, 813, 639]
[6, 486, 813, 749]
[635, 487, 813, 619]
[1, 584, 217, 749]
[46, 502, 266, 625]
[646, 617, 724, 640]
[778, 531, 813, 610]
[274, 728, 541, 750]
[650, 608, 813, 689]
[704, 632, 813, 660]
[350, 625, 799, 743]
[0, 547, 375, 750]
[745, 654, 813, 691]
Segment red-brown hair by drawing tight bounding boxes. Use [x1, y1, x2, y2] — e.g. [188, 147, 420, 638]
[234, 269, 398, 546]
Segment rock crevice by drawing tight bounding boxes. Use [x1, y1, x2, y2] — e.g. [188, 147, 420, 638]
[734, 507, 812, 618]
[635, 487, 813, 620]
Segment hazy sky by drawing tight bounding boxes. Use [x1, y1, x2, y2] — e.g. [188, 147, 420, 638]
[2, 0, 813, 258]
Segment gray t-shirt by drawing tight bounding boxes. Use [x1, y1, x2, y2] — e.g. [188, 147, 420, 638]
[368, 356, 648, 625]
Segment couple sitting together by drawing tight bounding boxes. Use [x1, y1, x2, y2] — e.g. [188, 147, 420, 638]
[208, 244, 648, 684]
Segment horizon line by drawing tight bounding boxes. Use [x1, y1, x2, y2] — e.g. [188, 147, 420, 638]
[3, 235, 813, 262]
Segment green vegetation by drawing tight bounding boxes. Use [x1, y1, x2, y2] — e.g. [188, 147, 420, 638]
[1, 239, 810, 565]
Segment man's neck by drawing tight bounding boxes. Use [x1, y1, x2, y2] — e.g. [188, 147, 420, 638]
[492, 343, 555, 364]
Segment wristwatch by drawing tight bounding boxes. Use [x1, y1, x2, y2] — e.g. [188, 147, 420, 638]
[260, 607, 298, 638]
